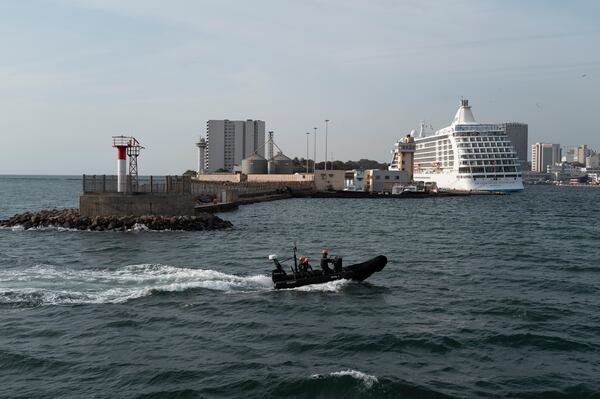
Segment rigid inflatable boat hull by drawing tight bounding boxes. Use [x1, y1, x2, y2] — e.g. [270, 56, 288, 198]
[272, 255, 387, 290]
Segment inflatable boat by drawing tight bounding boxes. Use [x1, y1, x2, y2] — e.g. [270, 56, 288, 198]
[270, 249, 387, 289]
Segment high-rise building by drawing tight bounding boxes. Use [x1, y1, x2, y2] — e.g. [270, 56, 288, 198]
[499, 123, 528, 168]
[562, 146, 577, 163]
[561, 145, 589, 164]
[576, 144, 589, 165]
[531, 143, 560, 172]
[206, 120, 265, 172]
[586, 152, 599, 169]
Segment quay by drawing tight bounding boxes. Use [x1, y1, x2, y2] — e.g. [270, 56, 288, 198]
[78, 174, 507, 218]
[292, 190, 506, 199]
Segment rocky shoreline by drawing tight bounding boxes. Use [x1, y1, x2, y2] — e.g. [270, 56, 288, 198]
[0, 208, 233, 231]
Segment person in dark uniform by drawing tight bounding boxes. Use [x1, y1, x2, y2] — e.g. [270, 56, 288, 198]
[320, 249, 333, 274]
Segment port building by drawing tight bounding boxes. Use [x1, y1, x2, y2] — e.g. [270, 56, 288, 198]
[363, 170, 410, 193]
[499, 123, 528, 169]
[206, 120, 265, 172]
[388, 134, 415, 181]
[531, 143, 560, 172]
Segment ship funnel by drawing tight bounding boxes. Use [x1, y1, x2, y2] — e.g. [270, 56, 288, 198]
[452, 98, 477, 125]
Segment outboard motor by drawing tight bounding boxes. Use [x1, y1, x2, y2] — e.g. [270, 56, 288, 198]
[270, 254, 287, 282]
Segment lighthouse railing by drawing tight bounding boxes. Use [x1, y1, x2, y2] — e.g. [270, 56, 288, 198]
[83, 175, 192, 194]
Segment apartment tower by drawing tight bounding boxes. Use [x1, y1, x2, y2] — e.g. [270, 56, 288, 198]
[206, 120, 265, 172]
[531, 143, 560, 172]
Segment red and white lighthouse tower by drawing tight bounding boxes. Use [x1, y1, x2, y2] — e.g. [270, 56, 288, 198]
[112, 136, 143, 192]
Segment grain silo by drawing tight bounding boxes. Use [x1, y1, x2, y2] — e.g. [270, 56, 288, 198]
[270, 152, 294, 174]
[242, 153, 268, 174]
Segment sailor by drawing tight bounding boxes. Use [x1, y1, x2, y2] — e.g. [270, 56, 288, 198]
[320, 249, 333, 274]
[298, 256, 311, 273]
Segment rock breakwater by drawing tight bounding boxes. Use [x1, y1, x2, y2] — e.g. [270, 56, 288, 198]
[0, 208, 233, 231]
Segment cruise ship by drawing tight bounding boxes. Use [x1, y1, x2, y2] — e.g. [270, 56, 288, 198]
[389, 99, 524, 192]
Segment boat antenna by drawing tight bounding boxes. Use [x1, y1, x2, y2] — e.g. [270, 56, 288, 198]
[293, 241, 298, 273]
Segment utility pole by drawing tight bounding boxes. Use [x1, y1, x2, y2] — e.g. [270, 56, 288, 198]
[313, 127, 318, 173]
[324, 119, 330, 172]
[306, 132, 310, 174]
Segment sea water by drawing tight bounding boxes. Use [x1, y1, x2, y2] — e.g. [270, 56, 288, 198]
[1, 176, 599, 398]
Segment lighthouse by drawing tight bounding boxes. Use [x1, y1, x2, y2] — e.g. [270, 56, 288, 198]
[195, 137, 207, 174]
[112, 136, 143, 192]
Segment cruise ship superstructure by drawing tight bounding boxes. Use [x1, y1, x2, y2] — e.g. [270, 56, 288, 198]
[389, 99, 524, 192]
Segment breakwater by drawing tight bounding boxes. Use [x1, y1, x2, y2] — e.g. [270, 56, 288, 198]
[0, 208, 232, 231]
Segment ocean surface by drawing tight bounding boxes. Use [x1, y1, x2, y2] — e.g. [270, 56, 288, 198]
[0, 175, 599, 398]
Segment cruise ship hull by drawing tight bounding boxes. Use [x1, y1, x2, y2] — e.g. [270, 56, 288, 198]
[414, 172, 524, 192]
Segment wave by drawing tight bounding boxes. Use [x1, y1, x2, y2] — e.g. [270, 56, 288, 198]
[1, 224, 175, 232]
[1, 225, 79, 232]
[0, 264, 273, 306]
[281, 279, 351, 293]
[484, 332, 592, 351]
[311, 369, 379, 389]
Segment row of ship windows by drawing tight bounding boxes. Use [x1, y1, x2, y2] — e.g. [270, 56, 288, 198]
[414, 136, 449, 145]
[461, 154, 516, 160]
[461, 160, 516, 166]
[416, 162, 455, 167]
[459, 166, 518, 173]
[457, 174, 521, 180]
[415, 150, 454, 156]
[417, 140, 450, 149]
[453, 131, 504, 136]
[455, 136, 507, 142]
[457, 142, 511, 148]
[415, 157, 452, 163]
[417, 154, 516, 162]
[461, 148, 513, 154]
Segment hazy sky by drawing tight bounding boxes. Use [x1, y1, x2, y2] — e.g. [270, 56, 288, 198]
[1, 0, 599, 174]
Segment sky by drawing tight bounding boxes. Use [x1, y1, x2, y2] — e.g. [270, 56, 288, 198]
[1, 0, 599, 174]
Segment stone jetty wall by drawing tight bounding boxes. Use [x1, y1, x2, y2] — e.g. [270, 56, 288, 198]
[80, 193, 198, 218]
[0, 209, 232, 231]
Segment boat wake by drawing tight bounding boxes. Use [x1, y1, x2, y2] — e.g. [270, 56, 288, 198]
[0, 264, 273, 306]
[284, 279, 351, 293]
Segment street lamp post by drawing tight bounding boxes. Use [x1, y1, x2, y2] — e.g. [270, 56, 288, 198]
[325, 119, 330, 172]
[306, 132, 310, 174]
[313, 127, 318, 173]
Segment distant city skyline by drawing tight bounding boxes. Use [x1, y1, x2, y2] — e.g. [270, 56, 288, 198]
[1, 0, 599, 174]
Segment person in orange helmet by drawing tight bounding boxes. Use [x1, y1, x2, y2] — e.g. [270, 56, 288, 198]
[298, 256, 311, 273]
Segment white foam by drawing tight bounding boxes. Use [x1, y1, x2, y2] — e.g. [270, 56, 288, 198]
[2, 224, 80, 232]
[286, 279, 350, 292]
[1, 223, 181, 232]
[0, 264, 273, 305]
[310, 369, 379, 389]
[130, 223, 149, 231]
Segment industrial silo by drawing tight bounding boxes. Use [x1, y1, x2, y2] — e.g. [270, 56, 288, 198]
[267, 160, 276, 175]
[270, 152, 293, 174]
[242, 153, 268, 174]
